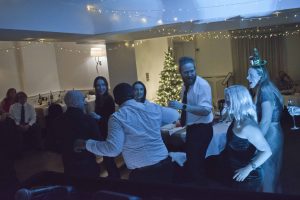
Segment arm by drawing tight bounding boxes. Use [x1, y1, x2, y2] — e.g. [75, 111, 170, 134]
[84, 116, 124, 157]
[9, 105, 19, 125]
[161, 107, 180, 125]
[259, 101, 273, 136]
[185, 104, 211, 116]
[28, 105, 37, 126]
[233, 124, 272, 182]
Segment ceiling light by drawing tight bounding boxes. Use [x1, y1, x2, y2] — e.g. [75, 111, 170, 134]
[141, 17, 147, 23]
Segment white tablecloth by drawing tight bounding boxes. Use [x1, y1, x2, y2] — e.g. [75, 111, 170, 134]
[161, 122, 230, 159]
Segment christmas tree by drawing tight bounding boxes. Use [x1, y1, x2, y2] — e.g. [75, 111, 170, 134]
[156, 48, 183, 106]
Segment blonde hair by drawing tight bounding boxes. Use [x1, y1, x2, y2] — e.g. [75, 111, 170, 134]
[225, 85, 257, 126]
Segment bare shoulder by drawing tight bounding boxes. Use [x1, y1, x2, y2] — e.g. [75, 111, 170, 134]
[242, 118, 262, 137]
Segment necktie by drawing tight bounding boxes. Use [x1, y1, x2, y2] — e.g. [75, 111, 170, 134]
[180, 86, 189, 126]
[20, 104, 25, 125]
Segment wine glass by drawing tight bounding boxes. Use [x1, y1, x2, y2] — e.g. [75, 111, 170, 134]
[287, 99, 299, 130]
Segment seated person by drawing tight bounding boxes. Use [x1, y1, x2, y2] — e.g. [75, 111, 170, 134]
[276, 71, 295, 94]
[132, 81, 148, 103]
[222, 85, 272, 192]
[133, 81, 179, 125]
[74, 83, 179, 183]
[54, 90, 101, 179]
[9, 91, 42, 151]
[0, 88, 17, 119]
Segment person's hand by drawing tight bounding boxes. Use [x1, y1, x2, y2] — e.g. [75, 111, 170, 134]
[89, 112, 101, 120]
[74, 139, 86, 153]
[233, 165, 252, 182]
[168, 100, 184, 110]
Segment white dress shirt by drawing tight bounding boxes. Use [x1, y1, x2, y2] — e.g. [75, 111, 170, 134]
[9, 102, 36, 126]
[86, 99, 179, 169]
[182, 76, 213, 125]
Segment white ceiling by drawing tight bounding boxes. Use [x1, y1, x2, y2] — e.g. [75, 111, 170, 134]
[0, 0, 300, 43]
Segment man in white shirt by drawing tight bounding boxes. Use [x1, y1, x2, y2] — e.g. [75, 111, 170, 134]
[9, 91, 42, 151]
[169, 57, 213, 184]
[75, 83, 179, 183]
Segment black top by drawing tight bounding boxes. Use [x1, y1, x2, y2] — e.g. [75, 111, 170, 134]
[226, 122, 257, 171]
[94, 94, 115, 140]
[54, 107, 101, 178]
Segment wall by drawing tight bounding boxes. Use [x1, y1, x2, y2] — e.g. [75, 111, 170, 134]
[21, 42, 61, 96]
[106, 43, 138, 92]
[285, 35, 300, 82]
[173, 36, 233, 105]
[135, 37, 169, 101]
[0, 42, 21, 98]
[55, 42, 109, 91]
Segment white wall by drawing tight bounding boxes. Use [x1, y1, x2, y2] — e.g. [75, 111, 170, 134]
[285, 35, 300, 82]
[21, 42, 61, 96]
[135, 37, 169, 101]
[55, 42, 109, 91]
[0, 42, 21, 98]
[106, 43, 138, 92]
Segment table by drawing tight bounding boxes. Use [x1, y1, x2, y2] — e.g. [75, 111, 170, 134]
[34, 98, 96, 128]
[161, 122, 230, 158]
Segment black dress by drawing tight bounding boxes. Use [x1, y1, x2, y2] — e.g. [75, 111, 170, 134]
[225, 122, 263, 192]
[95, 94, 120, 178]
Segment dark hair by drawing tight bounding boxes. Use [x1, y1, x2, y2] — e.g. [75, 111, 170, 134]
[113, 83, 134, 106]
[16, 91, 27, 103]
[178, 57, 195, 73]
[132, 81, 146, 103]
[6, 88, 16, 98]
[250, 65, 283, 106]
[93, 76, 109, 96]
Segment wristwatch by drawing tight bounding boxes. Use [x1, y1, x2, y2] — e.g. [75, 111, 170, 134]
[250, 162, 256, 170]
[182, 104, 187, 111]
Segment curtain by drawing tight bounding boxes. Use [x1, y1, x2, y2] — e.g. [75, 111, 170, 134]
[231, 36, 286, 86]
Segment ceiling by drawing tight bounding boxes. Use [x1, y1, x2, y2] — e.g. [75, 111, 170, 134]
[0, 0, 300, 43]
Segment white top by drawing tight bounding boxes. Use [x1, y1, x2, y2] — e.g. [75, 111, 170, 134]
[86, 99, 179, 169]
[9, 102, 36, 126]
[183, 76, 213, 125]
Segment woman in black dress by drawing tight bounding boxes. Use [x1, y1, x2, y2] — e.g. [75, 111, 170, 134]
[90, 76, 120, 178]
[223, 85, 272, 192]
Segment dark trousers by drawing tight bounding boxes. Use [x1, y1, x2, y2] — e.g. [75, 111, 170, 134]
[129, 157, 173, 184]
[185, 122, 213, 183]
[103, 156, 120, 179]
[15, 123, 42, 152]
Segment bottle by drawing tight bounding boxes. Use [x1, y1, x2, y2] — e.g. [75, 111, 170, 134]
[38, 94, 43, 105]
[50, 91, 53, 104]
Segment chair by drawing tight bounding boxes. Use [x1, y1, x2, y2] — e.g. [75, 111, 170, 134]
[15, 186, 73, 200]
[45, 104, 63, 152]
